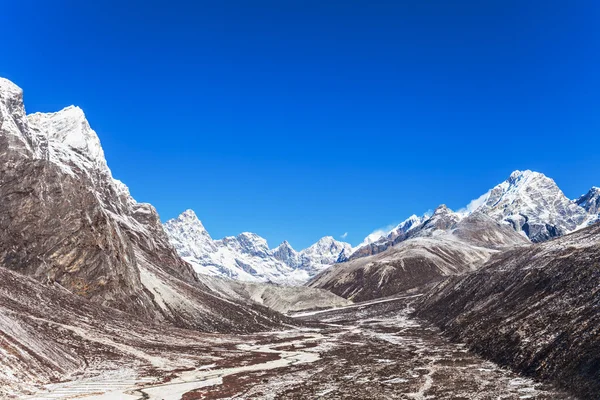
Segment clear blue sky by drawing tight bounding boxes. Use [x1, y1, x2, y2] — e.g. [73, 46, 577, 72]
[1, 1, 599, 249]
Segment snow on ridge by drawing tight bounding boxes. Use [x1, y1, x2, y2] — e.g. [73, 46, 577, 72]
[163, 209, 353, 284]
[28, 105, 106, 168]
[0, 77, 23, 97]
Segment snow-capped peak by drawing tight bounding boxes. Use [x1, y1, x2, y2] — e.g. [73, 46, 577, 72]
[163, 209, 353, 283]
[468, 170, 590, 242]
[28, 106, 107, 170]
[0, 77, 22, 97]
[397, 214, 422, 230]
[229, 232, 271, 256]
[575, 187, 600, 215]
[167, 211, 212, 245]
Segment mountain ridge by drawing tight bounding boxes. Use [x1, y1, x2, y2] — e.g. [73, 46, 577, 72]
[0, 77, 290, 332]
[164, 209, 353, 284]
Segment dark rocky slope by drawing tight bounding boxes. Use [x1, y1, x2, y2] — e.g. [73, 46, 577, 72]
[0, 77, 289, 332]
[309, 210, 528, 302]
[415, 222, 600, 399]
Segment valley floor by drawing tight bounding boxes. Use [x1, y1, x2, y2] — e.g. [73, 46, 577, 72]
[23, 296, 573, 400]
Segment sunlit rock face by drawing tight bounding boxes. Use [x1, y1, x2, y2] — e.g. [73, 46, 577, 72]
[0, 77, 289, 333]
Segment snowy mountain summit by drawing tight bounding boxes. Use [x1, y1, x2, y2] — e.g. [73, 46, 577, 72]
[164, 210, 352, 284]
[346, 170, 599, 261]
[470, 170, 594, 242]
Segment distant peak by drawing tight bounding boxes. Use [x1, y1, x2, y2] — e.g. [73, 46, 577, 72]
[180, 209, 199, 220]
[0, 77, 23, 98]
[27, 104, 106, 166]
[433, 204, 451, 214]
[276, 240, 296, 251]
[507, 169, 547, 184]
[238, 231, 260, 239]
[167, 209, 207, 230]
[318, 236, 336, 243]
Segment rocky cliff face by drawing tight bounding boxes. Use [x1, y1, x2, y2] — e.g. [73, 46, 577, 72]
[0, 77, 289, 332]
[164, 210, 352, 283]
[415, 222, 600, 400]
[309, 211, 529, 301]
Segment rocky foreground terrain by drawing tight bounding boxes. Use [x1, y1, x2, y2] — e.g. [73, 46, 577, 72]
[415, 223, 600, 399]
[16, 295, 574, 399]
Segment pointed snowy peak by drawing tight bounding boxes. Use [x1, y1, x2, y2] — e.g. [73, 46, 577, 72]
[274, 240, 295, 251]
[415, 204, 461, 234]
[432, 204, 452, 215]
[396, 214, 423, 232]
[28, 105, 107, 168]
[167, 209, 207, 229]
[575, 187, 600, 215]
[164, 209, 212, 241]
[271, 240, 302, 268]
[301, 236, 352, 265]
[305, 236, 351, 254]
[472, 170, 589, 242]
[223, 232, 270, 257]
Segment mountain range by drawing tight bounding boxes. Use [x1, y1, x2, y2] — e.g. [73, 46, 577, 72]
[164, 210, 353, 283]
[164, 169, 599, 285]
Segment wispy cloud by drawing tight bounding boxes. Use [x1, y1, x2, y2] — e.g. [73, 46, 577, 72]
[359, 223, 398, 246]
[341, 232, 348, 239]
[457, 190, 491, 215]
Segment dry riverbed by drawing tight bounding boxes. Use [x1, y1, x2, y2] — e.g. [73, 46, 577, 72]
[24, 296, 574, 400]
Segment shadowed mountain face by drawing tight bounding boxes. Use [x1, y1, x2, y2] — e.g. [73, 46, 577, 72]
[415, 222, 600, 400]
[309, 211, 529, 302]
[0, 77, 289, 332]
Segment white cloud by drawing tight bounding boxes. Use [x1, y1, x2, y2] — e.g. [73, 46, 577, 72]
[358, 224, 398, 248]
[341, 232, 348, 239]
[457, 190, 491, 215]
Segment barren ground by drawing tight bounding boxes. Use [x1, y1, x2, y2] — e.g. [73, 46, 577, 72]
[24, 295, 573, 400]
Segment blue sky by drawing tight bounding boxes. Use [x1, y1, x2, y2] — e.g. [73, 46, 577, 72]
[1, 1, 599, 249]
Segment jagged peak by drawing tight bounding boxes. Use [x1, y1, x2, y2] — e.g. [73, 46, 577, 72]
[316, 236, 336, 244]
[275, 240, 295, 250]
[507, 169, 551, 185]
[395, 214, 423, 230]
[27, 105, 106, 165]
[165, 209, 208, 233]
[0, 77, 23, 98]
[433, 204, 452, 215]
[235, 232, 270, 251]
[180, 209, 200, 220]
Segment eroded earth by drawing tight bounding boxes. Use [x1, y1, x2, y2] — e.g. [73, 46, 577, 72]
[24, 295, 573, 400]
